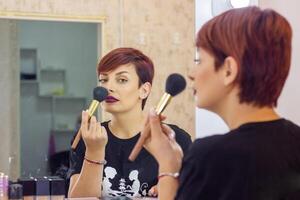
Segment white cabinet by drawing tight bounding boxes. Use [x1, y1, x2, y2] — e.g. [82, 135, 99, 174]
[20, 48, 86, 134]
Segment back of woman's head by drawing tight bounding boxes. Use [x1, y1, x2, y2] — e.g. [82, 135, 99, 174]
[97, 47, 154, 109]
[197, 6, 292, 107]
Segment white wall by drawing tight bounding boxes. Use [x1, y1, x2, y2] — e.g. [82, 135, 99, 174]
[0, 20, 20, 179]
[259, 0, 300, 126]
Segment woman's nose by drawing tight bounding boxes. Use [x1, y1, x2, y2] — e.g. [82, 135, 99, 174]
[188, 68, 195, 81]
[105, 80, 115, 93]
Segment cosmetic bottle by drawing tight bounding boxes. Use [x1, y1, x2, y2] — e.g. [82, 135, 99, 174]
[34, 177, 50, 200]
[8, 183, 23, 200]
[47, 177, 65, 200]
[18, 177, 35, 200]
[0, 173, 9, 200]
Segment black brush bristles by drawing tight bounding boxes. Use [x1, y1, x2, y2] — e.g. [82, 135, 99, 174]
[93, 86, 109, 102]
[165, 73, 186, 96]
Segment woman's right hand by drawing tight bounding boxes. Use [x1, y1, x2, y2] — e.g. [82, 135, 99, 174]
[81, 110, 108, 158]
[143, 109, 183, 173]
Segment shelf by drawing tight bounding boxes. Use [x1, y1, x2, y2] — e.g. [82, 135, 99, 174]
[20, 48, 38, 78]
[53, 95, 86, 100]
[38, 95, 86, 100]
[20, 49, 87, 137]
[51, 128, 75, 133]
[39, 68, 66, 96]
[21, 80, 39, 84]
[40, 68, 65, 72]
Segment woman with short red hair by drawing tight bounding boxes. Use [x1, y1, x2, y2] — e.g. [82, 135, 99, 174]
[142, 6, 300, 200]
[67, 47, 191, 198]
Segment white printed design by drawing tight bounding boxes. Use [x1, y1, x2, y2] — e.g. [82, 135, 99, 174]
[102, 166, 149, 197]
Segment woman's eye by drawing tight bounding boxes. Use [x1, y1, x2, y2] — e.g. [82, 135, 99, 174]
[118, 78, 128, 83]
[99, 79, 107, 83]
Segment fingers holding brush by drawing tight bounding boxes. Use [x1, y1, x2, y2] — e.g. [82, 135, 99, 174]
[128, 111, 166, 161]
[80, 111, 107, 156]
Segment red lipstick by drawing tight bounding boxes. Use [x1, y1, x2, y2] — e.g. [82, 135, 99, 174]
[105, 96, 119, 103]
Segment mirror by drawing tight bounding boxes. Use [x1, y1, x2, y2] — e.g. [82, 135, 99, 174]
[0, 18, 102, 178]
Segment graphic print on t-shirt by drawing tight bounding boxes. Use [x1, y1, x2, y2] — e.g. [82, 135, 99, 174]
[102, 166, 149, 197]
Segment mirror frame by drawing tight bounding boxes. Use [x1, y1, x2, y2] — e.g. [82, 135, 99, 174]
[0, 10, 106, 56]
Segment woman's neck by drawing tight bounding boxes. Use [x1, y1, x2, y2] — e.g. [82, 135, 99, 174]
[224, 105, 280, 130]
[109, 106, 145, 139]
[214, 92, 280, 130]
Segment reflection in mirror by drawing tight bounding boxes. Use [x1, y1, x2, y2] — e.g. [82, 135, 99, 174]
[12, 19, 99, 177]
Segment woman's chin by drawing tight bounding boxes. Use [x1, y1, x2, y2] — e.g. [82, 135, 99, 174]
[102, 106, 115, 113]
[196, 101, 210, 110]
[102, 107, 125, 114]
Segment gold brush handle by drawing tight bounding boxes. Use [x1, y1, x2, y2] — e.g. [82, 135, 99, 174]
[129, 93, 172, 161]
[87, 100, 99, 117]
[155, 93, 172, 115]
[71, 100, 99, 149]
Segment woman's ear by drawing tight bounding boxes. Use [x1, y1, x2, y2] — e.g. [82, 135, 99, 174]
[222, 56, 239, 86]
[139, 82, 152, 99]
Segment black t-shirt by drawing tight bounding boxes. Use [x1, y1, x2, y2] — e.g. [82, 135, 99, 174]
[176, 119, 300, 200]
[68, 121, 191, 198]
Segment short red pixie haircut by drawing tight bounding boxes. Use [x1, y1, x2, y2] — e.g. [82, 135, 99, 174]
[197, 6, 292, 107]
[97, 47, 154, 109]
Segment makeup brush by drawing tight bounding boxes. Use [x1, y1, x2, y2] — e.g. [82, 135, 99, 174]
[71, 86, 108, 149]
[129, 73, 186, 161]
